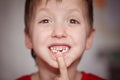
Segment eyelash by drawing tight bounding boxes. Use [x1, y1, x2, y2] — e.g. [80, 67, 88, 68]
[39, 19, 50, 23]
[69, 19, 80, 24]
[38, 18, 80, 24]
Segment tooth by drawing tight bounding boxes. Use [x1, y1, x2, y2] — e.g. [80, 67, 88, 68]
[50, 46, 69, 53]
[59, 47, 62, 50]
[63, 48, 65, 51]
[53, 49, 57, 53]
[51, 47, 53, 50]
[57, 47, 60, 51]
[54, 47, 56, 50]
[63, 47, 65, 50]
[55, 50, 58, 53]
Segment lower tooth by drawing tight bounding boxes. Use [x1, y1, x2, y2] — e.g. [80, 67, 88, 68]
[53, 50, 57, 53]
[63, 50, 65, 53]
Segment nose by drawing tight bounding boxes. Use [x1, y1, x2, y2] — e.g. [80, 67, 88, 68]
[51, 24, 67, 39]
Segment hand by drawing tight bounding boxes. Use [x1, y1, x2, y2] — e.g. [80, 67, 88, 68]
[55, 52, 69, 80]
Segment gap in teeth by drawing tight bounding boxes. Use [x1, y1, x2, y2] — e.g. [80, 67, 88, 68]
[50, 46, 69, 53]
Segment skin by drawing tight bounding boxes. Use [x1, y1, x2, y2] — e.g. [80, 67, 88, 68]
[25, 0, 95, 80]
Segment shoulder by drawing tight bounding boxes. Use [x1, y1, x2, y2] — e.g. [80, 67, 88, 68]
[17, 75, 31, 80]
[81, 72, 105, 80]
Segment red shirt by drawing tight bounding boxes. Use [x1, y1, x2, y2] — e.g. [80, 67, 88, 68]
[17, 72, 105, 80]
[81, 72, 105, 80]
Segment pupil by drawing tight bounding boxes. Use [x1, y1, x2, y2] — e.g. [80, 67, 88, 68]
[44, 20, 48, 23]
[71, 19, 75, 23]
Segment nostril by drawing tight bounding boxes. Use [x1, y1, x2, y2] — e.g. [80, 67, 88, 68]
[51, 32, 67, 38]
[51, 29, 67, 38]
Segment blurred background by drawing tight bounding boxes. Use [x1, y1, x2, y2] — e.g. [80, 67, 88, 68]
[0, 0, 120, 80]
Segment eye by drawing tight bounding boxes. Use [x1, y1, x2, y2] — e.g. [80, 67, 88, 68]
[39, 19, 50, 24]
[69, 19, 80, 24]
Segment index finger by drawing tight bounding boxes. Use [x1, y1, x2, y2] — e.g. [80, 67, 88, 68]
[56, 52, 69, 79]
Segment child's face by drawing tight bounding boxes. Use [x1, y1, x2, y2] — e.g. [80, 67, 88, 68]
[25, 0, 95, 68]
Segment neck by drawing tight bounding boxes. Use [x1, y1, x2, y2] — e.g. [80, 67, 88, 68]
[32, 58, 82, 80]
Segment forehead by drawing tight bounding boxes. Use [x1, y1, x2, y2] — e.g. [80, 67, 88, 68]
[35, 0, 86, 10]
[36, 0, 83, 5]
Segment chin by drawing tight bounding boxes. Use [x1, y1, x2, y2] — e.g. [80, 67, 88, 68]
[47, 60, 60, 69]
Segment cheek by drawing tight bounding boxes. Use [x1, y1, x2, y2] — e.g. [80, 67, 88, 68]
[70, 28, 87, 46]
[31, 28, 51, 47]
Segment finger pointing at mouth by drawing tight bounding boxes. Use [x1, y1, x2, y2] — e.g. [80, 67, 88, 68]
[56, 52, 69, 80]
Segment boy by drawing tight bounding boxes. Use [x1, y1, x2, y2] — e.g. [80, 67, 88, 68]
[18, 0, 105, 80]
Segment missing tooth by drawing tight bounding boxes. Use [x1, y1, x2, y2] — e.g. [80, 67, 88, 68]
[57, 49, 63, 53]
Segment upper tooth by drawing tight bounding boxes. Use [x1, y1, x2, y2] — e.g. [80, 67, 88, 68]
[51, 47, 54, 50]
[50, 46, 69, 53]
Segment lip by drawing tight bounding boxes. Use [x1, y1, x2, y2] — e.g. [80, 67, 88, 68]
[48, 43, 71, 56]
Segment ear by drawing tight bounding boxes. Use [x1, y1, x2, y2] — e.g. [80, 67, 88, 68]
[24, 32, 32, 49]
[85, 29, 95, 50]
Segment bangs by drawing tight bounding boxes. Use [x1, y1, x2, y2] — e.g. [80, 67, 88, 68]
[38, 0, 62, 5]
[25, 0, 62, 29]
[25, 0, 93, 34]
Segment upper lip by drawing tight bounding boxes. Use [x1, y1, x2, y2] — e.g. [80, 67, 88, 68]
[48, 43, 71, 49]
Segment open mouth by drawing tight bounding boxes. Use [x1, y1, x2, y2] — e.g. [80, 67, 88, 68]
[48, 44, 71, 54]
